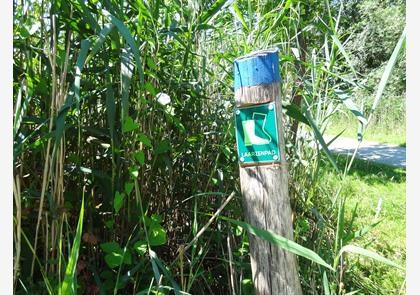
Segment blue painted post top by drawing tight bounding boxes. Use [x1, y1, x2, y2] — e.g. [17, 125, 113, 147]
[234, 48, 281, 91]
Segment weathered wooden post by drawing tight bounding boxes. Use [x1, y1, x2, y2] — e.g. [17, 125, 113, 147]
[233, 49, 302, 295]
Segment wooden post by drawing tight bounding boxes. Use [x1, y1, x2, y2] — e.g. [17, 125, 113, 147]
[233, 49, 302, 295]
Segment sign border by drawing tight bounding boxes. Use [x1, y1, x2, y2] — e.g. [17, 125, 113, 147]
[234, 102, 281, 166]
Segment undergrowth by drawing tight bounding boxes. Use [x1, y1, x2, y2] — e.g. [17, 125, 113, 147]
[13, 0, 406, 294]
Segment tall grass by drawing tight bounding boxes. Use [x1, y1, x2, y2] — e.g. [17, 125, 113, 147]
[13, 0, 405, 294]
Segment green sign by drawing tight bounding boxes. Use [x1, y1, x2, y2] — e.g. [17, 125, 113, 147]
[234, 102, 281, 165]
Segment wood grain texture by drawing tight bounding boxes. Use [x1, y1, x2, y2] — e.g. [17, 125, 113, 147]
[237, 82, 302, 295]
[234, 84, 280, 107]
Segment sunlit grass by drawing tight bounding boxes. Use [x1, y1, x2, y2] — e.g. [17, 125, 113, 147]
[320, 156, 406, 293]
[326, 114, 406, 146]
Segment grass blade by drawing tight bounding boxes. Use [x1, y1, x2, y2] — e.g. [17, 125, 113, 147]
[198, 0, 232, 25]
[223, 217, 334, 271]
[106, 84, 116, 141]
[231, 2, 249, 32]
[87, 23, 115, 63]
[55, 39, 91, 147]
[60, 194, 85, 294]
[334, 89, 367, 125]
[104, 11, 144, 82]
[13, 86, 31, 139]
[120, 44, 134, 120]
[325, 27, 357, 77]
[335, 245, 404, 271]
[149, 250, 181, 295]
[334, 198, 345, 254]
[19, 225, 54, 294]
[371, 27, 406, 113]
[283, 103, 310, 126]
[323, 271, 330, 295]
[304, 108, 340, 173]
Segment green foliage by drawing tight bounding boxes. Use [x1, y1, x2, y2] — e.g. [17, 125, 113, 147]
[13, 0, 405, 294]
[145, 215, 168, 246]
[60, 195, 85, 294]
[113, 191, 125, 213]
[122, 116, 139, 133]
[335, 245, 403, 270]
[100, 242, 132, 269]
[224, 217, 334, 270]
[315, 156, 406, 293]
[133, 240, 148, 256]
[341, 0, 406, 136]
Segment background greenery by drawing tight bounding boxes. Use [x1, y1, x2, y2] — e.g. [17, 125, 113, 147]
[326, 0, 406, 145]
[13, 0, 406, 294]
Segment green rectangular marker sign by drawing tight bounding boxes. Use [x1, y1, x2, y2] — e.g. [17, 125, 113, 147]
[234, 102, 281, 165]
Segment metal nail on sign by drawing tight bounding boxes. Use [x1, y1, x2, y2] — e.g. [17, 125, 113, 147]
[234, 102, 281, 165]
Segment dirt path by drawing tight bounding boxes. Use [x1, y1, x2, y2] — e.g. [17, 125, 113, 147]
[324, 135, 406, 169]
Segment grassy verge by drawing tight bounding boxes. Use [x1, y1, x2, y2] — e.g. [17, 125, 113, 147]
[321, 155, 406, 293]
[326, 115, 406, 147]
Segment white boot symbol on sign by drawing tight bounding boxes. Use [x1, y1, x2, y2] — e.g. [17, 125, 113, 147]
[242, 112, 272, 146]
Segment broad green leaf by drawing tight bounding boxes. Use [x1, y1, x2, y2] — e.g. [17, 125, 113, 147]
[60, 195, 85, 294]
[113, 191, 125, 213]
[101, 242, 121, 254]
[133, 240, 147, 256]
[104, 252, 132, 269]
[134, 151, 145, 165]
[129, 166, 139, 178]
[137, 133, 152, 147]
[105, 253, 124, 268]
[123, 251, 132, 264]
[223, 217, 334, 270]
[143, 82, 157, 96]
[101, 242, 132, 268]
[151, 214, 163, 224]
[105, 219, 114, 229]
[122, 116, 139, 133]
[124, 182, 134, 195]
[241, 278, 253, 295]
[148, 224, 167, 246]
[155, 140, 171, 154]
[146, 57, 156, 70]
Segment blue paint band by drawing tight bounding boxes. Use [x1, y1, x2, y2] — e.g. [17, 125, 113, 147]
[234, 49, 281, 90]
